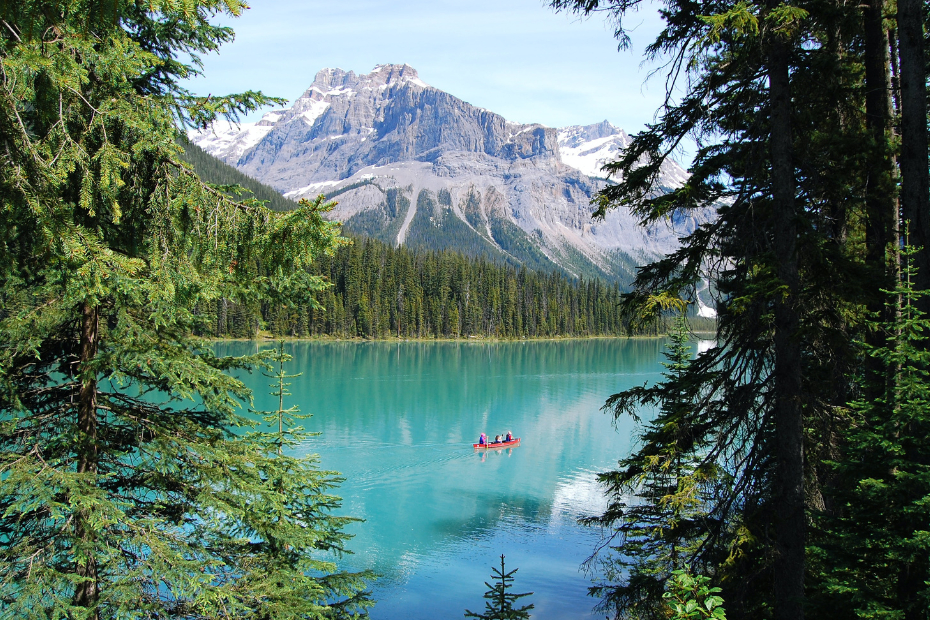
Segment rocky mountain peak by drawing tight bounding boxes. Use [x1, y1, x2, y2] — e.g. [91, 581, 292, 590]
[188, 64, 703, 288]
[558, 120, 626, 147]
[302, 64, 428, 102]
[308, 67, 356, 91]
[557, 122, 630, 179]
[368, 63, 426, 87]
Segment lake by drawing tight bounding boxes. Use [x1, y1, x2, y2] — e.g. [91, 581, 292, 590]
[215, 338, 678, 619]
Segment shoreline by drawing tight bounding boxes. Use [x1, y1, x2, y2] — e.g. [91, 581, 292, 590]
[208, 331, 717, 344]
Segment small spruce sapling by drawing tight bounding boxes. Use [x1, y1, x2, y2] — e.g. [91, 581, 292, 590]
[255, 341, 311, 455]
[584, 309, 716, 619]
[808, 240, 930, 617]
[465, 555, 534, 620]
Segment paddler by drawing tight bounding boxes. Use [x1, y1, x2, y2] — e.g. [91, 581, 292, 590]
[478, 433, 487, 446]
[505, 431, 513, 442]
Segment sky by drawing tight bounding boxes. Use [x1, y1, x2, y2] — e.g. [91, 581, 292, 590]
[182, 0, 674, 134]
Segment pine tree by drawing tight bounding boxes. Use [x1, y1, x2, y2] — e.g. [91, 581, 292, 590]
[257, 341, 308, 454]
[548, 0, 906, 616]
[809, 244, 930, 619]
[584, 312, 717, 620]
[0, 2, 367, 618]
[465, 555, 534, 620]
[896, 0, 930, 317]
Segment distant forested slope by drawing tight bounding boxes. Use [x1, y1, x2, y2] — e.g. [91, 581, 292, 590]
[268, 239, 630, 339]
[180, 139, 296, 211]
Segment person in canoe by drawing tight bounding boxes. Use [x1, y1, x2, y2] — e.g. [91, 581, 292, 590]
[494, 434, 503, 444]
[505, 431, 513, 442]
[478, 433, 487, 446]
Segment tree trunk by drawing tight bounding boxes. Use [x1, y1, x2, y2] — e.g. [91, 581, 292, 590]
[73, 301, 100, 619]
[896, 6, 930, 588]
[896, 0, 930, 317]
[864, 0, 899, 279]
[864, 0, 901, 395]
[768, 30, 805, 620]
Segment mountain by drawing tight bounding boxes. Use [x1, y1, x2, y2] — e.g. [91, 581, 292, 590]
[189, 64, 702, 284]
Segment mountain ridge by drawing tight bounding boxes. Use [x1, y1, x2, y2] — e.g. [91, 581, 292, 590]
[190, 63, 705, 284]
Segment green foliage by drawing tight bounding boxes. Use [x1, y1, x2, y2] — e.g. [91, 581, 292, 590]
[549, 0, 917, 616]
[808, 245, 930, 619]
[403, 189, 506, 261]
[700, 2, 759, 42]
[465, 555, 534, 620]
[0, 1, 368, 618]
[254, 341, 312, 454]
[205, 237, 647, 340]
[179, 139, 297, 212]
[585, 314, 719, 620]
[663, 571, 727, 620]
[486, 218, 554, 274]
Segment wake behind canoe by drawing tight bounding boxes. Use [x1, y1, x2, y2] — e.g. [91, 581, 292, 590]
[473, 438, 521, 449]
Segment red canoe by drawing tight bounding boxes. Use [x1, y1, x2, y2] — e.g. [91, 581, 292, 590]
[473, 438, 521, 449]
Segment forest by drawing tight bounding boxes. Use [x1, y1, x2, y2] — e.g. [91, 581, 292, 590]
[224, 241, 634, 339]
[546, 0, 930, 619]
[0, 0, 927, 619]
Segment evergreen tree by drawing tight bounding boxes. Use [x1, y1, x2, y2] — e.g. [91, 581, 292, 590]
[0, 1, 367, 618]
[548, 0, 921, 616]
[465, 555, 534, 620]
[896, 0, 930, 317]
[257, 341, 307, 454]
[809, 245, 930, 619]
[585, 312, 717, 620]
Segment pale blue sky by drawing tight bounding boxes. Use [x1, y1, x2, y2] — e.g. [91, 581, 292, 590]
[184, 0, 672, 134]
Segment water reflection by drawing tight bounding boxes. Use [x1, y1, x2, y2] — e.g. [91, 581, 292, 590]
[215, 339, 672, 620]
[478, 447, 516, 462]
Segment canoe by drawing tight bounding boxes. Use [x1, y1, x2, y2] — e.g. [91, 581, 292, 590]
[474, 438, 520, 449]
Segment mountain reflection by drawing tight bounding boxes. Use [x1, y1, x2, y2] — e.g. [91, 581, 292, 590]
[214, 339, 671, 619]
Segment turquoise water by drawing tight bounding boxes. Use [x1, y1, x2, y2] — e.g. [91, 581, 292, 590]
[215, 339, 670, 619]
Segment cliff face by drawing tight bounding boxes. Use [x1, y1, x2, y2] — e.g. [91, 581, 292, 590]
[190, 64, 702, 283]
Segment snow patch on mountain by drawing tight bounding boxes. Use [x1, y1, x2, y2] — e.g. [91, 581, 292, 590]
[284, 179, 340, 198]
[557, 122, 630, 179]
[192, 106, 287, 162]
[697, 297, 717, 318]
[298, 100, 330, 126]
[557, 121, 690, 189]
[659, 159, 690, 188]
[696, 279, 718, 318]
